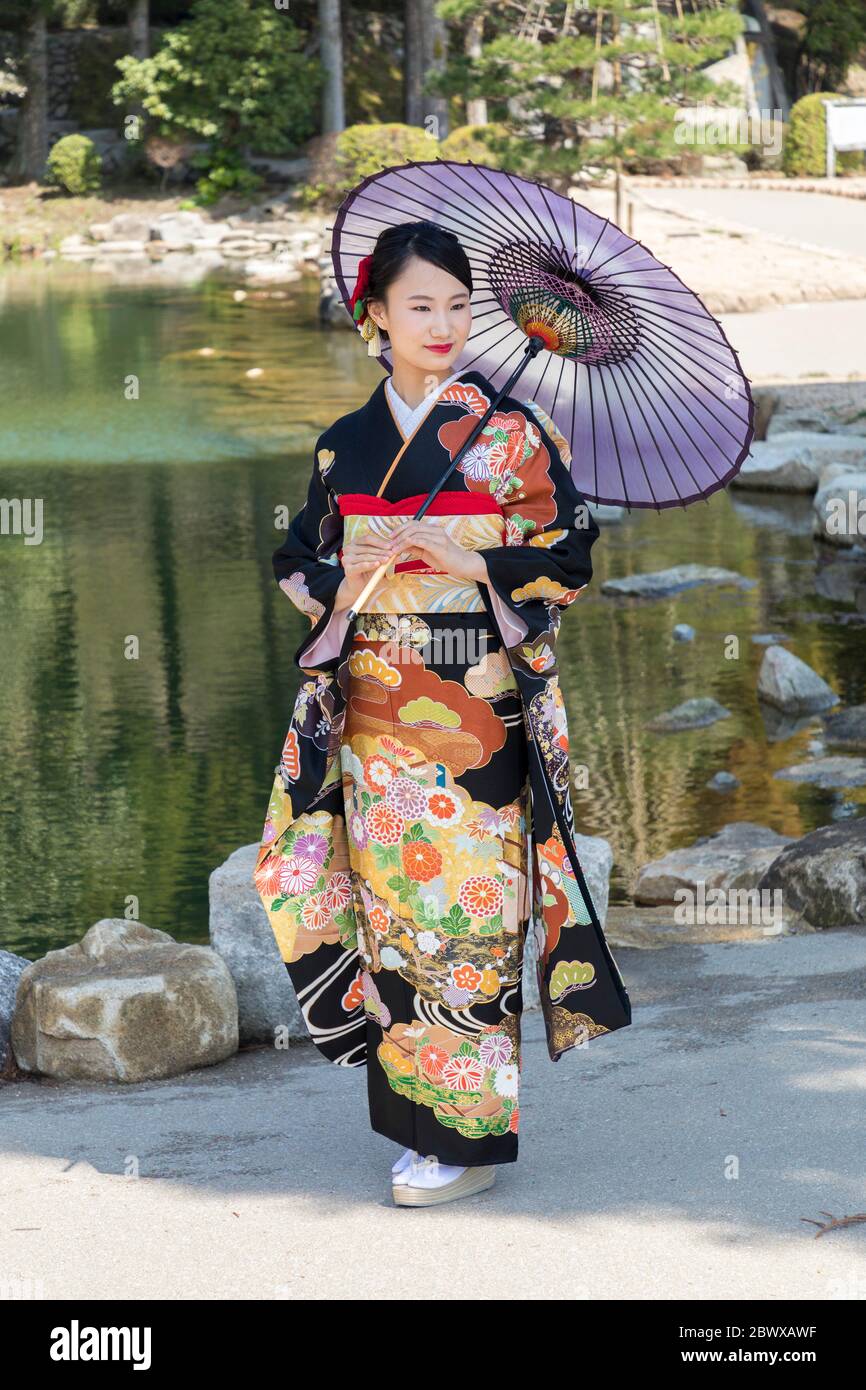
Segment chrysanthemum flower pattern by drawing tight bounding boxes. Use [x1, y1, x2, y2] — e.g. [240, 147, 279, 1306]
[250, 381, 631, 1165]
[458, 875, 504, 917]
[375, 1017, 523, 1139]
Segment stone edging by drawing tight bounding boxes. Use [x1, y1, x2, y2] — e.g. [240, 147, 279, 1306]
[626, 175, 866, 200]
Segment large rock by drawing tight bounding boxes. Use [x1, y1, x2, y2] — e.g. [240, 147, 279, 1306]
[822, 703, 866, 750]
[89, 212, 153, 243]
[601, 564, 755, 598]
[151, 211, 230, 247]
[11, 920, 237, 1083]
[1, 950, 28, 1072]
[770, 431, 866, 458]
[766, 409, 836, 437]
[701, 153, 749, 176]
[758, 819, 866, 928]
[731, 440, 820, 492]
[817, 460, 866, 489]
[731, 434, 866, 492]
[773, 756, 866, 788]
[634, 822, 794, 905]
[814, 556, 866, 605]
[756, 644, 838, 714]
[813, 470, 866, 548]
[209, 844, 305, 1044]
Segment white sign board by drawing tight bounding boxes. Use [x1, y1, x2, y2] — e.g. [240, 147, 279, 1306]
[823, 100, 866, 176]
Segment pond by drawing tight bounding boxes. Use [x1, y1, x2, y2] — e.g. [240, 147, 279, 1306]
[1, 265, 863, 958]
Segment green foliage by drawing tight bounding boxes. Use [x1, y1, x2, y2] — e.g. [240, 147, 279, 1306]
[45, 133, 102, 195]
[439, 122, 510, 165]
[298, 122, 440, 208]
[110, 0, 322, 188]
[188, 146, 264, 205]
[788, 0, 866, 95]
[334, 121, 440, 182]
[782, 90, 865, 175]
[434, 0, 748, 184]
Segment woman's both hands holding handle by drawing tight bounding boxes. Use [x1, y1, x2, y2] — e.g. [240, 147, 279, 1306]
[334, 520, 488, 612]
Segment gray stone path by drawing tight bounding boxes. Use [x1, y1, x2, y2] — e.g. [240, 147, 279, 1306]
[641, 186, 866, 258]
[2, 928, 864, 1300]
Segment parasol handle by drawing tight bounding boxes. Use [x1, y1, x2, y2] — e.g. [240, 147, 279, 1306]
[346, 555, 396, 623]
[346, 335, 546, 622]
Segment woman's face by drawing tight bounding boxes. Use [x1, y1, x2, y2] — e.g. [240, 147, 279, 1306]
[366, 254, 471, 376]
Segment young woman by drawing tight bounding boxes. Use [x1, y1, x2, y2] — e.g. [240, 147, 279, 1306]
[253, 220, 631, 1208]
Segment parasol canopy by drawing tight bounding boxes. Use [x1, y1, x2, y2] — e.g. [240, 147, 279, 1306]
[330, 158, 755, 510]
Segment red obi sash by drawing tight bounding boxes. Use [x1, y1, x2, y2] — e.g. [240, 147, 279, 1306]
[337, 490, 504, 573]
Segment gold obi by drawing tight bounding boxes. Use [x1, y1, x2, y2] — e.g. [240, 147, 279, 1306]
[338, 490, 505, 614]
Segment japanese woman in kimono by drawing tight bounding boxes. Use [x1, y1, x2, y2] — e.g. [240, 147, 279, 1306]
[253, 219, 631, 1207]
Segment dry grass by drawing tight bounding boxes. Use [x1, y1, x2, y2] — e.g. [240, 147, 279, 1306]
[0, 181, 276, 256]
[0, 182, 189, 254]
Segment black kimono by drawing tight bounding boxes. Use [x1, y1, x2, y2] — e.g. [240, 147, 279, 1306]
[253, 368, 631, 1166]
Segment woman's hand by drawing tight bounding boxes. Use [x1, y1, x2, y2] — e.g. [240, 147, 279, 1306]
[388, 520, 488, 584]
[334, 535, 397, 612]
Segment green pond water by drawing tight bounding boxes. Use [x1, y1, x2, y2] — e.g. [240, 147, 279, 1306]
[1, 265, 864, 958]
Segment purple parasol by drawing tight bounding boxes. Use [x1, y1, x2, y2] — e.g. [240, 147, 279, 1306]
[330, 158, 755, 510]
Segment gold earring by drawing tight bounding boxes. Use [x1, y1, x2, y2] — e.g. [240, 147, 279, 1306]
[360, 315, 382, 357]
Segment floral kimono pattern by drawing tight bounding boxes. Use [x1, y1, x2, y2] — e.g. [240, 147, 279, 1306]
[253, 368, 631, 1166]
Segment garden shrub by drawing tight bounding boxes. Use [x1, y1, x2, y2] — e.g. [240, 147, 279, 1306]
[440, 123, 510, 166]
[46, 134, 103, 194]
[783, 92, 865, 176]
[299, 122, 440, 207]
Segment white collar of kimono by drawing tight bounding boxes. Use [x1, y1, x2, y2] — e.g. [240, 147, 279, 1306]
[385, 367, 465, 437]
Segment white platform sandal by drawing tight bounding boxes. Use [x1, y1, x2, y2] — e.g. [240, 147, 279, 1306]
[390, 1148, 418, 1187]
[392, 1153, 496, 1207]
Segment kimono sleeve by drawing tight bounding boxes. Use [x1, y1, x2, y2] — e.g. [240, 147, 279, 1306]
[480, 401, 601, 647]
[272, 440, 347, 670]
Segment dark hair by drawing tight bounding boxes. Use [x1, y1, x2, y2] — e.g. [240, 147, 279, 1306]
[364, 220, 473, 339]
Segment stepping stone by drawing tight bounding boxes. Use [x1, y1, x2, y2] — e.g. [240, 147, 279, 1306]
[602, 564, 755, 598]
[645, 697, 731, 732]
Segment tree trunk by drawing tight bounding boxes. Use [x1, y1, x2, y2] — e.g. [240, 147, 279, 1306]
[465, 10, 487, 127]
[404, 0, 425, 127]
[11, 8, 48, 185]
[612, 12, 622, 226]
[424, 0, 449, 140]
[319, 0, 345, 134]
[129, 0, 150, 60]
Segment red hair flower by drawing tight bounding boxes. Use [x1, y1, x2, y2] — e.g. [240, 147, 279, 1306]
[349, 253, 373, 327]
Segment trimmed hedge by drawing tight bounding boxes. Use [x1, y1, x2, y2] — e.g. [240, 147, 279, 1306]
[46, 134, 103, 194]
[300, 122, 440, 207]
[782, 92, 865, 177]
[440, 123, 510, 166]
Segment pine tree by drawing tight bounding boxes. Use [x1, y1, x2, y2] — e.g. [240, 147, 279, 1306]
[435, 0, 746, 191]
